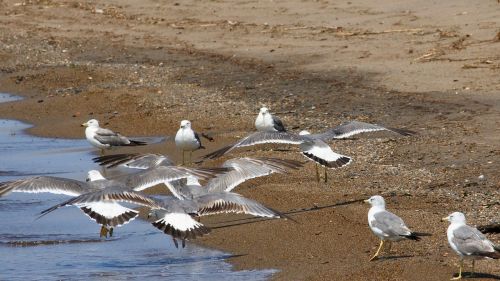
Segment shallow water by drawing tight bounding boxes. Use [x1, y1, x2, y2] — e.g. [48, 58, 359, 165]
[0, 94, 275, 281]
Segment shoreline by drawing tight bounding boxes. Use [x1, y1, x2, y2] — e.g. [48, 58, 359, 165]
[0, 0, 499, 279]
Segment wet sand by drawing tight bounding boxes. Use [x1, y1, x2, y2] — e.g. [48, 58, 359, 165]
[0, 0, 499, 280]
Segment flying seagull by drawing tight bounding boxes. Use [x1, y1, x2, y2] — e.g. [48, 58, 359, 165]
[443, 212, 500, 280]
[43, 170, 290, 248]
[0, 163, 229, 237]
[175, 120, 205, 165]
[93, 154, 303, 199]
[82, 119, 147, 155]
[365, 195, 431, 261]
[201, 131, 351, 183]
[255, 107, 286, 132]
[92, 155, 302, 247]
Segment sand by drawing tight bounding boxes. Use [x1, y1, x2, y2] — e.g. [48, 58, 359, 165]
[0, 0, 499, 280]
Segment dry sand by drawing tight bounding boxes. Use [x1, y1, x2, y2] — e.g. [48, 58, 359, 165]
[0, 0, 499, 280]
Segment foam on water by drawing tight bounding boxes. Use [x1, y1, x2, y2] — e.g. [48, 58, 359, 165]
[0, 93, 276, 281]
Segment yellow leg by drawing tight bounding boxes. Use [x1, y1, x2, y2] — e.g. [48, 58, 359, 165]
[99, 225, 109, 238]
[470, 260, 475, 277]
[451, 259, 463, 280]
[100, 149, 105, 155]
[370, 240, 384, 261]
[324, 167, 328, 183]
[315, 164, 320, 182]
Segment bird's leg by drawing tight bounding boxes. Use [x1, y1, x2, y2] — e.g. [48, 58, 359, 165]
[470, 260, 475, 277]
[324, 167, 328, 183]
[370, 240, 384, 261]
[100, 149, 105, 156]
[451, 259, 463, 280]
[172, 238, 179, 248]
[315, 164, 320, 182]
[189, 151, 193, 165]
[181, 151, 185, 166]
[99, 225, 109, 238]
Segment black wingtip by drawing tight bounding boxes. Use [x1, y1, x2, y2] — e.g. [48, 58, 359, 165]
[477, 223, 500, 234]
[404, 232, 431, 241]
[388, 127, 417, 136]
[202, 145, 233, 160]
[128, 139, 148, 146]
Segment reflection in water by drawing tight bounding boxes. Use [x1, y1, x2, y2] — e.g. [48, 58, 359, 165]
[0, 94, 276, 281]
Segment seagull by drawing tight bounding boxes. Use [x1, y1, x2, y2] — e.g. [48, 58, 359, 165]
[93, 154, 303, 199]
[81, 119, 147, 155]
[365, 195, 431, 261]
[42, 164, 293, 248]
[148, 187, 286, 248]
[202, 131, 351, 183]
[175, 120, 205, 165]
[0, 163, 229, 237]
[0, 172, 139, 237]
[443, 212, 500, 280]
[91, 155, 302, 247]
[255, 107, 286, 132]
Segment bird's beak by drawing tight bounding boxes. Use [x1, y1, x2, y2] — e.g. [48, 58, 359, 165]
[81, 122, 88, 127]
[363, 199, 370, 203]
[441, 216, 449, 222]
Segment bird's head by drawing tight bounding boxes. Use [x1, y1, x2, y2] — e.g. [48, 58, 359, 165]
[364, 195, 386, 208]
[86, 170, 106, 182]
[259, 107, 269, 115]
[81, 119, 99, 128]
[442, 212, 466, 224]
[180, 120, 191, 129]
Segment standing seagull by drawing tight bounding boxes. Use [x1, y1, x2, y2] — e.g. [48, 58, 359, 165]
[175, 120, 205, 165]
[82, 119, 147, 155]
[365, 195, 430, 261]
[255, 107, 286, 132]
[202, 131, 351, 183]
[443, 212, 500, 280]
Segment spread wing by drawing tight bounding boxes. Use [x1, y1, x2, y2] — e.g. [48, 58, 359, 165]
[202, 131, 307, 159]
[0, 176, 93, 197]
[92, 153, 175, 169]
[206, 157, 303, 193]
[195, 192, 282, 218]
[310, 121, 415, 141]
[39, 187, 161, 218]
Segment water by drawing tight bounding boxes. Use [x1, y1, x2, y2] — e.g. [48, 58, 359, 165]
[0, 94, 276, 281]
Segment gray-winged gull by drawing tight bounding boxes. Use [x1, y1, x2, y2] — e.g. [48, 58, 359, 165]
[365, 195, 430, 261]
[93, 154, 303, 198]
[443, 212, 500, 280]
[202, 131, 351, 183]
[255, 107, 286, 132]
[175, 120, 205, 165]
[0, 162, 228, 237]
[82, 119, 147, 154]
